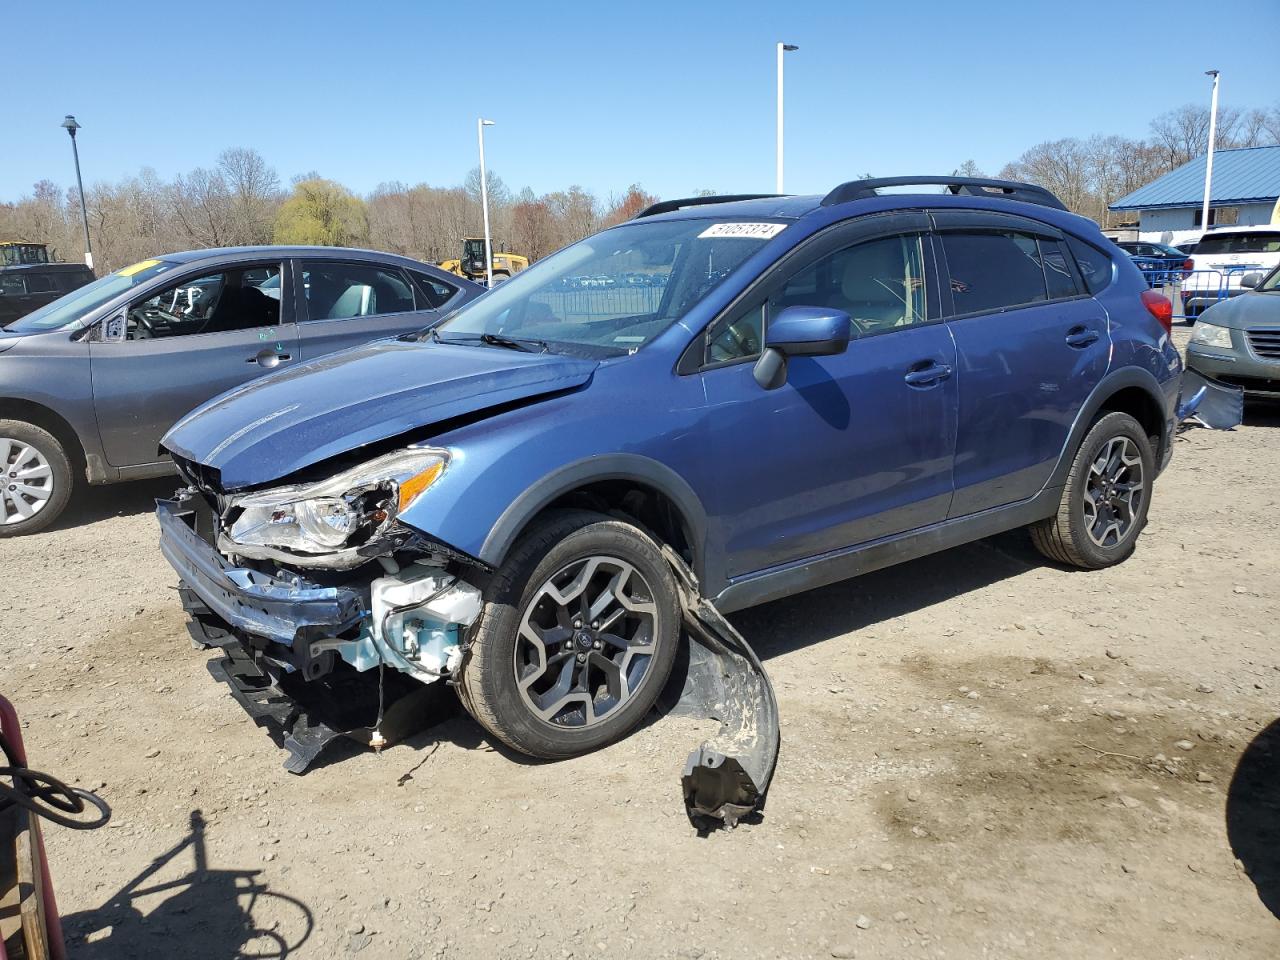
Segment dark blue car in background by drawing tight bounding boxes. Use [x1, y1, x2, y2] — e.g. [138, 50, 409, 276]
[158, 177, 1184, 820]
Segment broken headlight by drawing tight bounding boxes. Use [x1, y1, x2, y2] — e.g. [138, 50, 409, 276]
[227, 448, 448, 555]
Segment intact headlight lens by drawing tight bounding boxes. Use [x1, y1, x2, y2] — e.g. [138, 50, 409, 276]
[227, 447, 449, 555]
[1190, 321, 1233, 349]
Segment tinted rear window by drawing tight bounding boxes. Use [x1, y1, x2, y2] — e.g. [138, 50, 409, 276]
[1066, 236, 1113, 294]
[940, 232, 1048, 315]
[1194, 232, 1280, 255]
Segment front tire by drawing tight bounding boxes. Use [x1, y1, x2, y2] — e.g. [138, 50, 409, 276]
[0, 420, 74, 537]
[458, 510, 681, 759]
[1030, 411, 1154, 569]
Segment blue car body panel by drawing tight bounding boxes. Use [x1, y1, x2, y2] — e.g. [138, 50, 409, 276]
[162, 190, 1182, 609]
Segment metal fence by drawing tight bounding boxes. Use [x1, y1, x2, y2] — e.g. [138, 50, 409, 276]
[532, 286, 666, 322]
[1140, 266, 1264, 323]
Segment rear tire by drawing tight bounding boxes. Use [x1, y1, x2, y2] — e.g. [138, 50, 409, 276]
[458, 510, 681, 759]
[0, 420, 74, 538]
[1030, 411, 1153, 569]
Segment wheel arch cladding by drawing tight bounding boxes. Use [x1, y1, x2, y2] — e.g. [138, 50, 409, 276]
[1050, 368, 1169, 488]
[479, 454, 708, 585]
[0, 397, 86, 473]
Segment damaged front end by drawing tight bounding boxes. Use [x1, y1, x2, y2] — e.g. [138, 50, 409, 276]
[158, 473, 488, 773]
[159, 453, 780, 829]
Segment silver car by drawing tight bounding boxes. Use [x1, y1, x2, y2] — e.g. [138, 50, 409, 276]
[0, 246, 479, 536]
[1185, 266, 1280, 400]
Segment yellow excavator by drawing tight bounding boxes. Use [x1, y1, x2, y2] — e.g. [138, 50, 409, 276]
[439, 238, 529, 284]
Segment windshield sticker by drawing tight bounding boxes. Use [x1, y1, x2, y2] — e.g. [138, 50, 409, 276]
[698, 223, 787, 240]
[117, 259, 160, 277]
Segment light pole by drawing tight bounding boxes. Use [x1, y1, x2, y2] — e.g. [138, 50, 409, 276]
[1200, 70, 1220, 236]
[60, 115, 93, 270]
[776, 43, 799, 193]
[477, 118, 496, 287]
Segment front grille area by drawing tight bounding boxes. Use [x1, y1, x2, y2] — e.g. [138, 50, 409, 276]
[1247, 328, 1280, 360]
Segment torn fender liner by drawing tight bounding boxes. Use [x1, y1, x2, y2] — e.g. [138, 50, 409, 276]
[1176, 369, 1244, 431]
[661, 546, 780, 828]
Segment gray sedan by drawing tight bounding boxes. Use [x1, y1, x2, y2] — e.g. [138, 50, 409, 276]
[0, 246, 481, 535]
[1185, 266, 1280, 401]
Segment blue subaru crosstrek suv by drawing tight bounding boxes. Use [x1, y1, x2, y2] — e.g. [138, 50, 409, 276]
[157, 177, 1183, 817]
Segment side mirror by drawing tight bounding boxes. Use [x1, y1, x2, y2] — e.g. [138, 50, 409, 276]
[1240, 272, 1263, 289]
[753, 305, 852, 390]
[101, 311, 126, 342]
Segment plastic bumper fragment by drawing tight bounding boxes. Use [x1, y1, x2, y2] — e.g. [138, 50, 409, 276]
[661, 546, 780, 829]
[1177, 369, 1244, 431]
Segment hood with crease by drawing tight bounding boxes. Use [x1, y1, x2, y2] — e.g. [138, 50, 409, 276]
[162, 338, 597, 490]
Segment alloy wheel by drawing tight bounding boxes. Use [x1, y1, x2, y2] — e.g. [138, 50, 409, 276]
[1083, 436, 1144, 548]
[513, 555, 659, 728]
[0, 438, 54, 525]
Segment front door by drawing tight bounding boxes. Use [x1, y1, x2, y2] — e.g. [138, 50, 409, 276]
[695, 218, 958, 580]
[89, 260, 297, 467]
[932, 213, 1111, 516]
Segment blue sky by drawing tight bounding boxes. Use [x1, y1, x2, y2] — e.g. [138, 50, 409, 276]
[3, 0, 1278, 202]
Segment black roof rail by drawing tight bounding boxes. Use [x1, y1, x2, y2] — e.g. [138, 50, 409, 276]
[820, 176, 1067, 211]
[633, 194, 783, 220]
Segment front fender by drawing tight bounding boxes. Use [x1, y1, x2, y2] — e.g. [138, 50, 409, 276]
[478, 452, 709, 573]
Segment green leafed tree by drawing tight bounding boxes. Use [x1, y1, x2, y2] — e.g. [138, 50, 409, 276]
[272, 178, 369, 246]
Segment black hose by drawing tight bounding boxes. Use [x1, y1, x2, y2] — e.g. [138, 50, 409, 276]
[0, 732, 111, 831]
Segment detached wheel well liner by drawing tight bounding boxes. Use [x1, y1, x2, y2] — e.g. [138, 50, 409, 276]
[0, 397, 87, 477]
[479, 455, 708, 587]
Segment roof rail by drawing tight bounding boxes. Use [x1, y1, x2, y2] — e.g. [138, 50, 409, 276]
[633, 194, 782, 219]
[820, 176, 1067, 211]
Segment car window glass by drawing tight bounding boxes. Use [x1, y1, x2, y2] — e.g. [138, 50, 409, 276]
[941, 231, 1049, 315]
[302, 263, 416, 320]
[1194, 231, 1280, 255]
[24, 273, 54, 294]
[1038, 238, 1080, 299]
[410, 271, 457, 309]
[125, 265, 282, 340]
[705, 301, 765, 364]
[1066, 236, 1113, 294]
[770, 233, 929, 337]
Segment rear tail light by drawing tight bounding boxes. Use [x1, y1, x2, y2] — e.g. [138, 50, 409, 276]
[1141, 289, 1174, 335]
[1181, 258, 1194, 279]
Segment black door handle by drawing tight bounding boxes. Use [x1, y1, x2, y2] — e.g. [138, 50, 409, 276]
[1065, 326, 1099, 348]
[904, 361, 953, 387]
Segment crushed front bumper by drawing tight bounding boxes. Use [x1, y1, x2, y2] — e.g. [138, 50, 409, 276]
[158, 496, 364, 648]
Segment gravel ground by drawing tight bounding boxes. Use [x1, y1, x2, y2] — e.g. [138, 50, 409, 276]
[2, 331, 1278, 959]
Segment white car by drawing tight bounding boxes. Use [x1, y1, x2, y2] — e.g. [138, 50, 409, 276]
[1183, 226, 1280, 316]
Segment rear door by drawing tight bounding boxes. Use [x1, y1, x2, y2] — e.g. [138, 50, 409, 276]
[695, 213, 959, 578]
[932, 210, 1109, 516]
[294, 259, 455, 358]
[89, 260, 297, 467]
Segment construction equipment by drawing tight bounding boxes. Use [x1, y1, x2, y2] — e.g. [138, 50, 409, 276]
[0, 242, 51, 267]
[439, 238, 529, 284]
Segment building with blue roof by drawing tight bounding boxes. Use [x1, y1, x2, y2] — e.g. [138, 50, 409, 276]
[1108, 145, 1280, 246]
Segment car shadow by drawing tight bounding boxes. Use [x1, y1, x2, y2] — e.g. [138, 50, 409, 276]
[59, 810, 314, 959]
[728, 529, 1040, 661]
[1226, 717, 1280, 921]
[366, 530, 1041, 768]
[49, 475, 176, 532]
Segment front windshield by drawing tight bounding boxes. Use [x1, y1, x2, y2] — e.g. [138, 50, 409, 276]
[1258, 266, 1280, 292]
[5, 258, 178, 331]
[435, 217, 786, 356]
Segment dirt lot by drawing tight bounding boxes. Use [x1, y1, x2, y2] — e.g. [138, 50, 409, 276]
[2, 331, 1278, 959]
